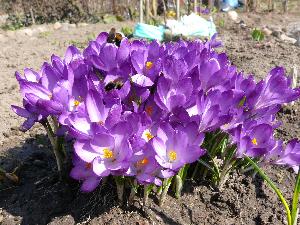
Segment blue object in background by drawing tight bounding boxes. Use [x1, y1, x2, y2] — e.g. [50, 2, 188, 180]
[223, 0, 239, 7]
[133, 23, 165, 41]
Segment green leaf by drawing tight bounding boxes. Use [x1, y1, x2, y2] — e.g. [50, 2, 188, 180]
[244, 155, 292, 225]
[238, 96, 246, 108]
[291, 170, 300, 224]
[175, 175, 183, 198]
[251, 29, 265, 42]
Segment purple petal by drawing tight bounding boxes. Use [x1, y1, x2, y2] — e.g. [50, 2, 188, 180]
[20, 81, 51, 100]
[41, 63, 60, 92]
[92, 157, 110, 176]
[86, 89, 106, 123]
[81, 176, 101, 192]
[24, 68, 41, 82]
[75, 140, 99, 163]
[64, 45, 81, 64]
[11, 105, 31, 118]
[96, 32, 108, 45]
[131, 74, 154, 87]
[20, 117, 36, 131]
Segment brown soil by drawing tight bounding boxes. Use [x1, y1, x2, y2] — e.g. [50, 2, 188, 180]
[0, 12, 300, 225]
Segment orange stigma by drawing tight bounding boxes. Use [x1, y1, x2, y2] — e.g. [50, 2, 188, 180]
[85, 163, 92, 170]
[145, 106, 153, 116]
[137, 158, 149, 167]
[146, 61, 153, 70]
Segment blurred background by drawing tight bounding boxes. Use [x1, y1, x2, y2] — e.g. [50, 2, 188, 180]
[0, 0, 299, 29]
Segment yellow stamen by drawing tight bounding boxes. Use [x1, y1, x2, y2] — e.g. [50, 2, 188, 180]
[145, 131, 154, 141]
[48, 94, 52, 99]
[103, 148, 114, 159]
[85, 163, 92, 170]
[98, 120, 104, 126]
[146, 61, 153, 70]
[74, 100, 80, 106]
[252, 138, 258, 145]
[137, 158, 149, 167]
[168, 150, 177, 161]
[223, 123, 229, 129]
[145, 105, 153, 116]
[142, 129, 154, 142]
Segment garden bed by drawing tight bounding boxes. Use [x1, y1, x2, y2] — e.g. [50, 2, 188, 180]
[0, 12, 299, 225]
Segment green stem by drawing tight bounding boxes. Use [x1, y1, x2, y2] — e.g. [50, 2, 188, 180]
[218, 159, 232, 189]
[191, 162, 200, 180]
[293, 208, 299, 225]
[114, 176, 125, 203]
[128, 179, 138, 205]
[175, 175, 183, 199]
[291, 170, 300, 224]
[41, 119, 64, 175]
[159, 177, 173, 206]
[244, 155, 292, 225]
[143, 184, 153, 206]
[51, 116, 59, 133]
[218, 146, 236, 189]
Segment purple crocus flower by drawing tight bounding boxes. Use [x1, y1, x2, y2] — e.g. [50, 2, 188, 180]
[91, 132, 133, 177]
[231, 122, 275, 158]
[265, 139, 300, 168]
[126, 145, 163, 186]
[62, 88, 122, 140]
[86, 39, 132, 82]
[17, 80, 64, 116]
[151, 123, 205, 171]
[131, 40, 162, 82]
[74, 123, 133, 177]
[248, 67, 300, 111]
[187, 91, 231, 132]
[154, 76, 193, 112]
[197, 54, 233, 92]
[11, 100, 43, 131]
[70, 155, 101, 192]
[15, 68, 41, 83]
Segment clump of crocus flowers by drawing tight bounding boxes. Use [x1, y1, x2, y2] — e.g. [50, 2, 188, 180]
[12, 32, 300, 224]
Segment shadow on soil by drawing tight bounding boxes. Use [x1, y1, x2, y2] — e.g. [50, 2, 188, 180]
[0, 134, 122, 225]
[0, 133, 195, 225]
[0, 131, 293, 225]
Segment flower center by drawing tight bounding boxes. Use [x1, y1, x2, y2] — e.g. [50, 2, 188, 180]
[98, 120, 104, 126]
[137, 158, 149, 167]
[85, 162, 92, 170]
[103, 148, 114, 159]
[168, 150, 177, 162]
[142, 129, 154, 142]
[252, 138, 258, 145]
[146, 132, 154, 141]
[146, 61, 153, 70]
[74, 100, 80, 106]
[145, 105, 153, 116]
